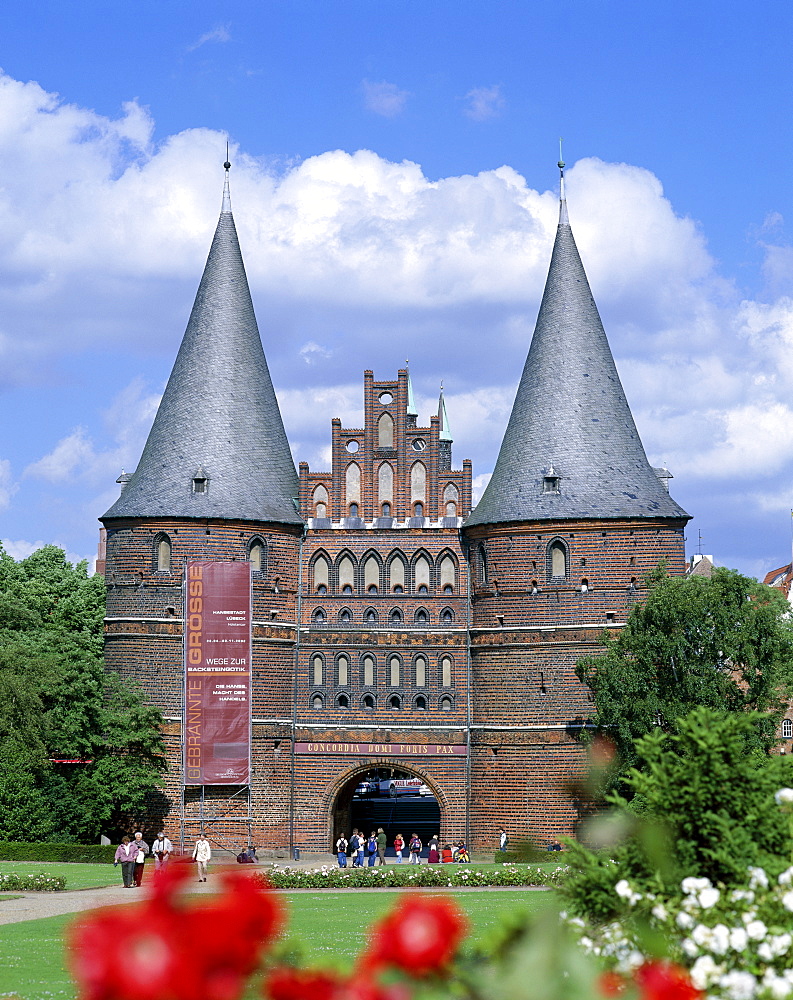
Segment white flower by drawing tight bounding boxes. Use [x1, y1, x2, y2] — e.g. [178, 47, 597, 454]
[775, 788, 793, 805]
[719, 970, 757, 1000]
[729, 926, 749, 951]
[759, 942, 775, 962]
[763, 970, 793, 1000]
[614, 878, 642, 905]
[651, 903, 668, 921]
[677, 911, 695, 929]
[699, 887, 721, 909]
[579, 936, 594, 950]
[782, 890, 793, 912]
[690, 955, 721, 990]
[730, 889, 756, 904]
[682, 876, 712, 893]
[769, 933, 793, 957]
[682, 937, 699, 958]
[779, 867, 793, 887]
[746, 919, 768, 941]
[749, 866, 769, 889]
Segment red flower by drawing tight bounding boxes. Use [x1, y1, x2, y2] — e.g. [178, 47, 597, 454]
[69, 869, 283, 1000]
[635, 961, 703, 1000]
[264, 968, 411, 1000]
[598, 970, 627, 996]
[361, 895, 467, 976]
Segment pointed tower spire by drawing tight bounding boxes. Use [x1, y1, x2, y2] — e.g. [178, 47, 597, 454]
[466, 169, 688, 528]
[405, 359, 418, 418]
[103, 164, 301, 525]
[438, 381, 453, 442]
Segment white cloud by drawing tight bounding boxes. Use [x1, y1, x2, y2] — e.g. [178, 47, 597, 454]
[0, 537, 92, 567]
[299, 341, 333, 364]
[187, 24, 231, 51]
[463, 85, 505, 121]
[361, 80, 410, 118]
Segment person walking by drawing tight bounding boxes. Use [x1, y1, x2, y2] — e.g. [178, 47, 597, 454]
[366, 830, 378, 867]
[192, 833, 211, 882]
[132, 831, 149, 887]
[408, 832, 422, 864]
[376, 827, 387, 865]
[114, 836, 137, 888]
[499, 827, 508, 853]
[349, 829, 361, 867]
[152, 831, 173, 871]
[393, 832, 404, 863]
[336, 833, 349, 867]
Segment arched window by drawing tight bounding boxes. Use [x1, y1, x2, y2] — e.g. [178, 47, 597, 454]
[345, 463, 361, 505]
[338, 555, 355, 592]
[364, 556, 380, 594]
[415, 609, 428, 625]
[155, 534, 172, 573]
[311, 694, 324, 710]
[338, 608, 352, 623]
[443, 483, 459, 503]
[313, 555, 330, 593]
[411, 462, 426, 502]
[248, 538, 265, 573]
[415, 695, 427, 711]
[783, 719, 793, 739]
[389, 556, 405, 593]
[362, 694, 375, 710]
[311, 654, 324, 686]
[312, 608, 326, 624]
[440, 608, 453, 625]
[441, 656, 452, 688]
[378, 413, 394, 448]
[362, 654, 375, 687]
[378, 463, 393, 505]
[390, 609, 403, 625]
[478, 544, 488, 584]
[446, 502, 457, 516]
[415, 656, 427, 687]
[337, 654, 349, 686]
[364, 608, 378, 626]
[548, 539, 568, 579]
[388, 695, 402, 710]
[439, 695, 453, 712]
[439, 555, 455, 592]
[389, 656, 401, 686]
[312, 484, 328, 518]
[382, 503, 391, 516]
[414, 555, 430, 592]
[337, 693, 350, 709]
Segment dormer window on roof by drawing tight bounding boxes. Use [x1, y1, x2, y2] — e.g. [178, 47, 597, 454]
[543, 466, 561, 494]
[192, 467, 209, 494]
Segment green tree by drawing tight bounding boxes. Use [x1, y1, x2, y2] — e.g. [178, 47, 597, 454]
[576, 567, 793, 767]
[0, 543, 166, 842]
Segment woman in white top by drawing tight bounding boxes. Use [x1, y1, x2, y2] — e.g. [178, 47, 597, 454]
[192, 834, 211, 882]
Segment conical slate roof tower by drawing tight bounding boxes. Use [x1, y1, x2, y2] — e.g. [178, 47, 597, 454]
[104, 170, 301, 525]
[466, 173, 688, 528]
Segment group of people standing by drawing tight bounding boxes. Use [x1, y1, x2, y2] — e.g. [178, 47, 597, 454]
[335, 830, 470, 866]
[113, 831, 212, 886]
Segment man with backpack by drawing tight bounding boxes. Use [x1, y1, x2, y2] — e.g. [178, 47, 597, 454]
[366, 830, 378, 866]
[408, 832, 422, 864]
[349, 829, 361, 867]
[336, 833, 349, 867]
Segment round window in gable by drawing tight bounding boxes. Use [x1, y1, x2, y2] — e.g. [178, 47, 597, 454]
[412, 439, 426, 452]
[378, 392, 393, 404]
[346, 440, 360, 453]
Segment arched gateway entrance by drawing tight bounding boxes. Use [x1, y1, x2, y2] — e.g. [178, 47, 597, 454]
[330, 764, 442, 857]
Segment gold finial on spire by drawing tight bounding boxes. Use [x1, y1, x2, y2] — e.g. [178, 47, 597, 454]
[222, 141, 232, 212]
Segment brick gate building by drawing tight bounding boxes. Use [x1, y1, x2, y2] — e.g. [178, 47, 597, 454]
[100, 165, 690, 854]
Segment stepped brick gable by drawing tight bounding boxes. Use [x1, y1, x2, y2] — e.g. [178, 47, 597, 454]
[100, 167, 690, 855]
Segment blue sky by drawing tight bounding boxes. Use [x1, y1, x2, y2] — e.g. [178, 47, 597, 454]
[1, 0, 792, 578]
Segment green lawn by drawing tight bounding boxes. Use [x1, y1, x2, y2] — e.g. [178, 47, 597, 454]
[0, 890, 556, 1000]
[0, 862, 121, 891]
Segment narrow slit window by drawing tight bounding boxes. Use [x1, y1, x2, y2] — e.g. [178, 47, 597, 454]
[415, 656, 427, 687]
[337, 655, 349, 686]
[312, 655, 323, 686]
[363, 655, 375, 687]
[389, 656, 401, 686]
[441, 656, 452, 688]
[156, 536, 171, 572]
[378, 412, 394, 448]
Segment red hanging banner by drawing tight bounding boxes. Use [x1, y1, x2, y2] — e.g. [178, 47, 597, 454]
[183, 561, 252, 785]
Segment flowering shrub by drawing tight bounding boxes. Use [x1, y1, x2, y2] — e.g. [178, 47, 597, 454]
[0, 872, 65, 891]
[564, 864, 793, 999]
[262, 862, 568, 890]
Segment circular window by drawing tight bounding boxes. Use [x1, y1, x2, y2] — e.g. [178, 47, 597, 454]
[346, 440, 360, 453]
[379, 392, 393, 404]
[412, 438, 426, 451]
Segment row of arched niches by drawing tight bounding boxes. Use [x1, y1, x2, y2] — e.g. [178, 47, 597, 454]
[311, 550, 457, 595]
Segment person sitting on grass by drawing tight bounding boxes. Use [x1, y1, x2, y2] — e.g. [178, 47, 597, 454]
[453, 841, 470, 863]
[441, 844, 454, 864]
